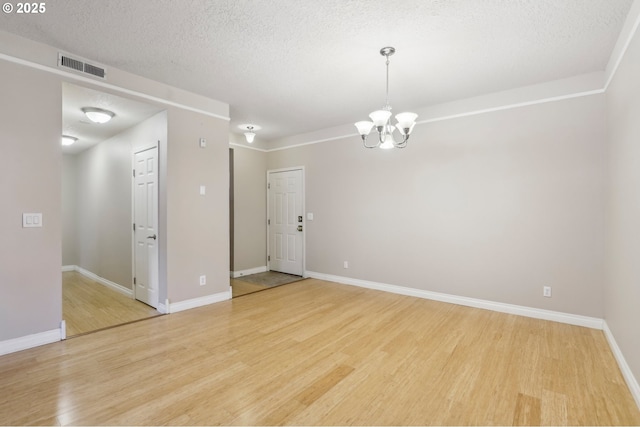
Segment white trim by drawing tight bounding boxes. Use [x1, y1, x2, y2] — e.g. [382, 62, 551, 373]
[157, 298, 170, 314]
[264, 89, 606, 152]
[416, 89, 604, 125]
[74, 266, 133, 298]
[229, 142, 268, 152]
[60, 320, 66, 340]
[0, 52, 229, 122]
[603, 322, 640, 410]
[61, 265, 75, 272]
[167, 291, 231, 313]
[267, 134, 356, 152]
[306, 271, 603, 330]
[0, 329, 61, 356]
[231, 266, 268, 278]
[604, 0, 640, 91]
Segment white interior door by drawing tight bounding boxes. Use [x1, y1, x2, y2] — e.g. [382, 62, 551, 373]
[134, 146, 159, 308]
[268, 169, 304, 276]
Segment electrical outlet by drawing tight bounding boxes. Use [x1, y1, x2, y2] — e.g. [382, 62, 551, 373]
[200, 275, 206, 286]
[343, 261, 349, 269]
[543, 286, 552, 298]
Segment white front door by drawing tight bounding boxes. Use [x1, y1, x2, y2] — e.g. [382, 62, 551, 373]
[268, 169, 304, 276]
[134, 147, 159, 308]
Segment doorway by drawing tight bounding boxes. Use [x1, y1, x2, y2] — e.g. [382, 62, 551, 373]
[61, 83, 165, 336]
[133, 146, 160, 308]
[267, 168, 305, 276]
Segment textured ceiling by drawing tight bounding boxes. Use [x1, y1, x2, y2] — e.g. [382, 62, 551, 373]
[0, 0, 633, 141]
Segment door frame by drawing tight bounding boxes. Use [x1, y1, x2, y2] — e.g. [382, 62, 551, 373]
[266, 166, 306, 277]
[132, 143, 160, 307]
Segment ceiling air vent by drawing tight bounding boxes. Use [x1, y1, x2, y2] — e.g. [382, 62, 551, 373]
[58, 53, 107, 80]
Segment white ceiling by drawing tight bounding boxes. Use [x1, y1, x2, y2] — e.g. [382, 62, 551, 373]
[0, 0, 634, 142]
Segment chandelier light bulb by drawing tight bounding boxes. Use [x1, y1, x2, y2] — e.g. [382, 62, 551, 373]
[354, 47, 418, 149]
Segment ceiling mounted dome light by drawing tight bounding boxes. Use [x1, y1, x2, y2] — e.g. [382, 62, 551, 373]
[238, 124, 261, 143]
[81, 107, 115, 124]
[354, 47, 418, 149]
[61, 135, 77, 146]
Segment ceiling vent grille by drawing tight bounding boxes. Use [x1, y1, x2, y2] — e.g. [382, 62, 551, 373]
[58, 53, 107, 79]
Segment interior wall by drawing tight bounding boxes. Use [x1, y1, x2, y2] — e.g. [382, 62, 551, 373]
[166, 108, 230, 303]
[73, 123, 133, 288]
[232, 146, 267, 272]
[62, 154, 78, 266]
[0, 31, 229, 343]
[605, 20, 640, 386]
[0, 60, 62, 341]
[268, 94, 607, 318]
[61, 111, 168, 289]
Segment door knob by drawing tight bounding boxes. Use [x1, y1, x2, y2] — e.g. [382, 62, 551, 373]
[297, 225, 303, 232]
[147, 234, 157, 240]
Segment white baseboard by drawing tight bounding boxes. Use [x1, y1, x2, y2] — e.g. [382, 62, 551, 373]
[305, 271, 604, 330]
[603, 322, 640, 410]
[0, 328, 61, 356]
[231, 266, 267, 278]
[157, 298, 170, 314]
[167, 290, 231, 313]
[65, 265, 133, 298]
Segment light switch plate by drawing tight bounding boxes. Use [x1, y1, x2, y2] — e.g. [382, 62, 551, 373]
[307, 213, 314, 221]
[199, 185, 206, 195]
[23, 213, 43, 228]
[199, 138, 207, 148]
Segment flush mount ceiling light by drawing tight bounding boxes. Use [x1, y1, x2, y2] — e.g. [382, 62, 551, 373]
[238, 124, 261, 143]
[81, 107, 115, 124]
[354, 47, 418, 149]
[61, 135, 77, 146]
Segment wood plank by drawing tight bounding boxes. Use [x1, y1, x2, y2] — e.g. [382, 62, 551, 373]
[62, 271, 160, 336]
[0, 279, 638, 425]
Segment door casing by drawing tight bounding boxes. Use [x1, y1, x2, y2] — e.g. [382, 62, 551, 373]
[266, 167, 306, 276]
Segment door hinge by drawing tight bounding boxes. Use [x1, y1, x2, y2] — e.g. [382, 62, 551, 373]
[268, 219, 270, 225]
[268, 255, 270, 262]
[133, 169, 136, 177]
[133, 223, 136, 231]
[133, 277, 137, 285]
[267, 182, 270, 189]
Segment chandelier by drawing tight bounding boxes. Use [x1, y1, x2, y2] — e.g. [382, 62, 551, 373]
[354, 47, 418, 149]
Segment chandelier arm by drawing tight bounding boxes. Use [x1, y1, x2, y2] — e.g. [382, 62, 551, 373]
[362, 135, 380, 149]
[394, 134, 409, 148]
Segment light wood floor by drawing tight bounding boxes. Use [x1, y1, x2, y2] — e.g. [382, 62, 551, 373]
[2, 279, 639, 425]
[63, 271, 160, 336]
[231, 277, 270, 297]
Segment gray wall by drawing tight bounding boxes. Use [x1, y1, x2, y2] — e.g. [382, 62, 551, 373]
[74, 124, 133, 287]
[268, 94, 607, 318]
[0, 60, 62, 340]
[605, 19, 640, 387]
[232, 147, 267, 272]
[0, 33, 229, 342]
[62, 111, 168, 289]
[62, 155, 78, 266]
[166, 108, 230, 303]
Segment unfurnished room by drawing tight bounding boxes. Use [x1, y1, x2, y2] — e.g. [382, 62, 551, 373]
[1, 1, 640, 425]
